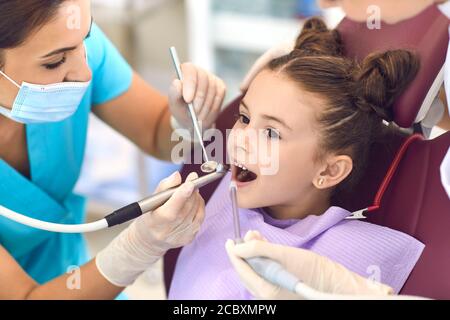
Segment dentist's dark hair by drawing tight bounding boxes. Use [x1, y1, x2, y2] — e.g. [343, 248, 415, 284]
[266, 17, 420, 202]
[0, 0, 66, 67]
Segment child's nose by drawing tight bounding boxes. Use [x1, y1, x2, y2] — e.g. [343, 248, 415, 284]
[235, 127, 256, 152]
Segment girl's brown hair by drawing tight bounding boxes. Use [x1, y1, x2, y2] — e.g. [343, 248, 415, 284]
[0, 0, 66, 66]
[267, 18, 420, 199]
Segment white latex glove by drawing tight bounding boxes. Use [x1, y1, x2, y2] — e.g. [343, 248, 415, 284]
[226, 230, 395, 300]
[96, 171, 205, 287]
[240, 41, 295, 92]
[169, 62, 226, 136]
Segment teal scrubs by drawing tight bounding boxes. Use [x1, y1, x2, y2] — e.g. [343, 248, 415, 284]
[0, 23, 133, 284]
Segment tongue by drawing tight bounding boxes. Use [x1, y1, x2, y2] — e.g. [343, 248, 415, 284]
[237, 169, 257, 183]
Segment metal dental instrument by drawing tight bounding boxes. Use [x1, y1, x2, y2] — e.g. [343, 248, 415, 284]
[230, 181, 242, 241]
[201, 161, 219, 174]
[229, 180, 302, 294]
[169, 46, 218, 174]
[0, 164, 230, 233]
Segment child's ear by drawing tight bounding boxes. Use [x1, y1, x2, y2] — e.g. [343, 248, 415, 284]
[313, 155, 353, 189]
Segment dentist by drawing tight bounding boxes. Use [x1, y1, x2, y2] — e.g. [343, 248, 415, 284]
[0, 0, 225, 290]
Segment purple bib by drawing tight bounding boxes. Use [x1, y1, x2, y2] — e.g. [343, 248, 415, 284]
[169, 173, 424, 299]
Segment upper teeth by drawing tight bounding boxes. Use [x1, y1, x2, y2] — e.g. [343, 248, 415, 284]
[234, 161, 248, 171]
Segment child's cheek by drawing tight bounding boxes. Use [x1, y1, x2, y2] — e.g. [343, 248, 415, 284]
[258, 140, 281, 176]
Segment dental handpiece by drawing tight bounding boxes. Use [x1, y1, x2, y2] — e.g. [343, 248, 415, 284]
[105, 164, 230, 228]
[229, 182, 301, 294]
[0, 164, 230, 234]
[169, 46, 210, 164]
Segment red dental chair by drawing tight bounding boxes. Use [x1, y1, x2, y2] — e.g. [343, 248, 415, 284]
[164, 3, 450, 299]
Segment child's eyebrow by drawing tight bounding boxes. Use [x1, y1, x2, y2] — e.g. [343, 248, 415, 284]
[262, 114, 293, 131]
[241, 100, 293, 131]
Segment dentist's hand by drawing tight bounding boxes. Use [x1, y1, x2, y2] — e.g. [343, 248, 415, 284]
[169, 63, 226, 133]
[96, 171, 205, 287]
[240, 41, 295, 91]
[226, 230, 394, 300]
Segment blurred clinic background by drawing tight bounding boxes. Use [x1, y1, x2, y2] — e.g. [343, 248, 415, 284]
[77, 0, 444, 299]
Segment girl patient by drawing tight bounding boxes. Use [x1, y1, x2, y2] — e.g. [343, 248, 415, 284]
[169, 18, 425, 299]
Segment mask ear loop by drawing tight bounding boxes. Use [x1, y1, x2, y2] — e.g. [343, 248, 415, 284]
[0, 69, 21, 89]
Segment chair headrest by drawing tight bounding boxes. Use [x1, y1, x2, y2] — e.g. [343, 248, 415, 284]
[337, 4, 449, 128]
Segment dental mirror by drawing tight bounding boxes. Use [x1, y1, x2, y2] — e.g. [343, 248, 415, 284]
[201, 160, 219, 173]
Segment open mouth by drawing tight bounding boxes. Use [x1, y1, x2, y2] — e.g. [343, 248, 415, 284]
[232, 161, 258, 184]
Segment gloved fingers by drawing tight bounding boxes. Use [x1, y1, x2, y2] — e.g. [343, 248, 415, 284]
[169, 194, 204, 245]
[243, 230, 268, 242]
[234, 233, 329, 287]
[226, 239, 280, 299]
[210, 76, 226, 118]
[151, 172, 198, 226]
[180, 62, 198, 104]
[197, 74, 215, 120]
[190, 195, 205, 234]
[180, 172, 201, 223]
[169, 171, 203, 230]
[170, 64, 224, 131]
[234, 235, 316, 268]
[191, 67, 210, 115]
[199, 74, 225, 125]
[175, 186, 201, 228]
[185, 171, 199, 182]
[168, 79, 183, 109]
[231, 238, 288, 263]
[202, 75, 226, 130]
[154, 171, 182, 193]
[168, 79, 195, 130]
[152, 180, 196, 224]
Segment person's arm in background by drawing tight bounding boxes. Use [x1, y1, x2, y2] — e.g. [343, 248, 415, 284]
[0, 172, 204, 299]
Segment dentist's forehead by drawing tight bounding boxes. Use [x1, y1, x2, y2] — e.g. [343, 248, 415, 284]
[18, 0, 92, 58]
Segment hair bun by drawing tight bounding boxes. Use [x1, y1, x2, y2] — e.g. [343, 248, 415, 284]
[293, 17, 344, 57]
[302, 17, 329, 33]
[354, 50, 420, 122]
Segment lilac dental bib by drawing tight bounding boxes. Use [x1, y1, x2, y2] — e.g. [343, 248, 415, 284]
[169, 173, 424, 300]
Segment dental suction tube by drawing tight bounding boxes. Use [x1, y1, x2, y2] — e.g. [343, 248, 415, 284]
[0, 205, 108, 233]
[0, 164, 229, 234]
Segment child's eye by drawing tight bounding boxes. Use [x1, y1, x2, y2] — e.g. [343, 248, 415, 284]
[43, 56, 67, 70]
[265, 128, 281, 140]
[238, 113, 250, 125]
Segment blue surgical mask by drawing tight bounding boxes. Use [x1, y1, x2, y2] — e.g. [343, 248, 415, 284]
[0, 68, 91, 124]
